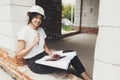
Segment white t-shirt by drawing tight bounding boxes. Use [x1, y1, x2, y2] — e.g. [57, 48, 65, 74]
[17, 25, 47, 59]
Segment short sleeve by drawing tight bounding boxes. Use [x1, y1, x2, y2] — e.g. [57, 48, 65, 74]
[41, 28, 47, 39]
[17, 28, 26, 41]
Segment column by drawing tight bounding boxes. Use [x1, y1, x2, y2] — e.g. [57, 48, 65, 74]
[74, 0, 81, 26]
[93, 0, 120, 80]
[0, 0, 35, 56]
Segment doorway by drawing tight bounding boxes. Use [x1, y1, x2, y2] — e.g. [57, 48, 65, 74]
[62, 0, 80, 34]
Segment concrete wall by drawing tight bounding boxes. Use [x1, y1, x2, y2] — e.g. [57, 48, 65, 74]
[74, 0, 81, 26]
[74, 0, 99, 28]
[93, 0, 120, 80]
[0, 0, 35, 55]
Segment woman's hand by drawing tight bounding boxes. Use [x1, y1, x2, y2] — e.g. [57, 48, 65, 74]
[46, 54, 61, 61]
[33, 35, 40, 45]
[52, 54, 61, 59]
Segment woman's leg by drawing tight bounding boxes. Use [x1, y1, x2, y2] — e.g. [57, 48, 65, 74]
[70, 56, 91, 80]
[81, 72, 91, 80]
[25, 58, 55, 73]
[25, 52, 66, 74]
[30, 63, 56, 73]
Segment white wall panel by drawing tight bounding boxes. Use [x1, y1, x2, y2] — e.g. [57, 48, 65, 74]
[10, 5, 29, 22]
[0, 35, 14, 50]
[0, 0, 35, 6]
[93, 60, 120, 80]
[10, 0, 35, 6]
[98, 0, 120, 27]
[0, 5, 11, 21]
[95, 27, 120, 65]
[0, 0, 9, 5]
[0, 21, 13, 36]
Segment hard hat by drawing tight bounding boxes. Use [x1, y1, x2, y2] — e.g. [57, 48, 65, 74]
[28, 5, 46, 19]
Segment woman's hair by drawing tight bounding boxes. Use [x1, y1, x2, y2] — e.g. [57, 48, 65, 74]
[27, 12, 44, 24]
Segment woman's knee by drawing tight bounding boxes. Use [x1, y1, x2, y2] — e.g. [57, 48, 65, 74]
[29, 64, 53, 74]
[30, 67, 50, 74]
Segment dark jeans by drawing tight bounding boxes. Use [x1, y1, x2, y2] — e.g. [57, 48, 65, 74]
[24, 51, 86, 75]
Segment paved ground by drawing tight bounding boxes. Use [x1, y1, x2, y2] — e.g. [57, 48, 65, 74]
[46, 33, 97, 77]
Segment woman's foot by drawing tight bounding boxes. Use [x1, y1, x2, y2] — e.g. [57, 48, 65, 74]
[81, 72, 91, 80]
[65, 73, 83, 80]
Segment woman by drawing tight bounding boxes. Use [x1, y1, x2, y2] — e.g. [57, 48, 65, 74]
[16, 5, 91, 80]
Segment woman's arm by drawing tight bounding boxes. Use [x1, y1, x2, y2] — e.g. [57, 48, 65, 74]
[44, 43, 61, 59]
[16, 35, 40, 59]
[16, 40, 36, 59]
[44, 43, 54, 56]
